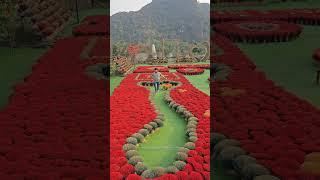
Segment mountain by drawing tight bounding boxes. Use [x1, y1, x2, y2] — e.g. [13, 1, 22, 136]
[110, 0, 210, 43]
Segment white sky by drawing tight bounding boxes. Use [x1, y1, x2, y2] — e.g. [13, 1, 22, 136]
[110, 0, 210, 15]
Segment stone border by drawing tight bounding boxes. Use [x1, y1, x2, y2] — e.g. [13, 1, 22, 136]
[213, 132, 281, 180]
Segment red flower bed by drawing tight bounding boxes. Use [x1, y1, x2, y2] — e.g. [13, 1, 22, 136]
[0, 37, 107, 179]
[168, 64, 210, 69]
[313, 49, 320, 61]
[214, 20, 302, 43]
[73, 15, 108, 36]
[133, 66, 169, 73]
[213, 34, 320, 179]
[177, 68, 205, 75]
[212, 9, 320, 25]
[135, 72, 180, 81]
[170, 74, 210, 177]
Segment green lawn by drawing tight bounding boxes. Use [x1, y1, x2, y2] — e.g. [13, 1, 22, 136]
[184, 70, 210, 95]
[0, 47, 46, 109]
[137, 88, 187, 168]
[237, 26, 320, 107]
[110, 76, 124, 95]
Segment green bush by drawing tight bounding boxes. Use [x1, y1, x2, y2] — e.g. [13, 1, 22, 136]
[128, 156, 143, 166]
[188, 117, 198, 122]
[138, 129, 149, 136]
[184, 142, 195, 150]
[141, 169, 156, 179]
[149, 122, 158, 129]
[132, 133, 144, 143]
[176, 152, 188, 161]
[166, 166, 179, 174]
[126, 150, 139, 159]
[173, 161, 187, 170]
[156, 115, 165, 121]
[144, 124, 153, 131]
[172, 103, 179, 109]
[187, 124, 197, 129]
[186, 128, 196, 135]
[188, 120, 198, 126]
[154, 119, 164, 127]
[126, 137, 138, 145]
[189, 136, 198, 142]
[123, 143, 137, 152]
[135, 162, 147, 175]
[178, 147, 190, 154]
[153, 167, 166, 176]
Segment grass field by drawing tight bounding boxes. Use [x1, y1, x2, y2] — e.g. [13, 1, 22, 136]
[110, 76, 124, 95]
[185, 70, 210, 95]
[137, 88, 187, 168]
[0, 47, 46, 109]
[237, 26, 320, 107]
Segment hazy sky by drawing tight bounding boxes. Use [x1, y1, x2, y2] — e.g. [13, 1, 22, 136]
[110, 0, 210, 15]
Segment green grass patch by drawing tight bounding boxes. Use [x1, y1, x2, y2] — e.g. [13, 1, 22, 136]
[137, 89, 187, 168]
[110, 76, 124, 95]
[237, 26, 320, 107]
[184, 70, 210, 95]
[0, 47, 46, 109]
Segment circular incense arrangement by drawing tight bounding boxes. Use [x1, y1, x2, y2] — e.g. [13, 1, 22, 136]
[177, 68, 205, 75]
[213, 21, 303, 43]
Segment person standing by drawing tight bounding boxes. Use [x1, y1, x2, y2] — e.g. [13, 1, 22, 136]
[151, 68, 166, 93]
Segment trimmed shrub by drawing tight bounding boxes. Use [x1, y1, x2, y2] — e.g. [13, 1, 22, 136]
[187, 124, 197, 129]
[173, 161, 187, 171]
[149, 122, 158, 129]
[126, 150, 139, 159]
[141, 169, 156, 179]
[132, 133, 144, 143]
[186, 128, 196, 135]
[184, 142, 196, 150]
[138, 129, 149, 136]
[188, 120, 198, 126]
[154, 119, 164, 127]
[166, 166, 179, 174]
[178, 147, 190, 154]
[176, 152, 188, 161]
[128, 156, 143, 166]
[123, 143, 137, 152]
[126, 137, 138, 145]
[183, 111, 193, 118]
[189, 136, 198, 142]
[153, 167, 166, 176]
[144, 124, 153, 131]
[188, 117, 198, 122]
[135, 162, 147, 175]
